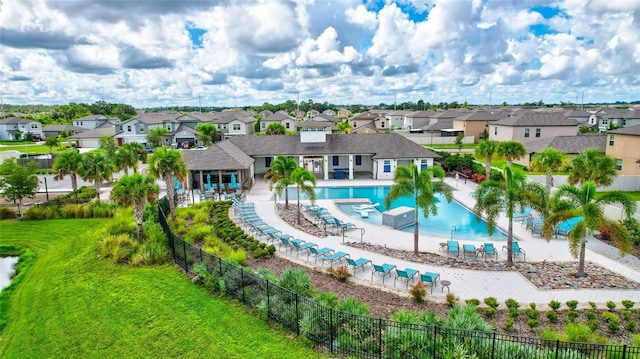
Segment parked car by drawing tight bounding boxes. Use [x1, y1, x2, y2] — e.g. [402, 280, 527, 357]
[144, 147, 155, 153]
[192, 145, 207, 150]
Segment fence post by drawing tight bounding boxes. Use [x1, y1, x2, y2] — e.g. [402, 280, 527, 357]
[330, 309, 334, 354]
[200, 248, 203, 263]
[432, 325, 438, 358]
[378, 318, 382, 359]
[183, 239, 188, 274]
[491, 331, 496, 359]
[295, 294, 300, 336]
[241, 268, 245, 305]
[622, 344, 627, 359]
[555, 339, 559, 359]
[266, 280, 270, 321]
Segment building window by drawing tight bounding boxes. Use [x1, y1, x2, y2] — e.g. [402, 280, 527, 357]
[609, 134, 615, 146]
[333, 156, 339, 166]
[615, 158, 622, 171]
[127, 125, 131, 132]
[602, 118, 608, 125]
[383, 160, 391, 173]
[535, 128, 541, 137]
[139, 126, 144, 132]
[623, 119, 626, 126]
[355, 155, 362, 166]
[265, 157, 272, 168]
[232, 124, 241, 131]
[380, 121, 385, 128]
[166, 125, 171, 130]
[494, 127, 497, 135]
[421, 159, 428, 170]
[31, 123, 38, 129]
[524, 128, 530, 138]
[261, 122, 265, 129]
[285, 122, 290, 129]
[352, 121, 357, 128]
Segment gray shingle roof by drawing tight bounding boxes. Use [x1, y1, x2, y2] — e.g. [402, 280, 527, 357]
[524, 134, 606, 154]
[419, 119, 454, 131]
[227, 133, 440, 160]
[609, 124, 640, 136]
[212, 112, 257, 124]
[69, 122, 115, 139]
[0, 117, 33, 124]
[494, 112, 580, 127]
[456, 109, 511, 121]
[264, 111, 295, 122]
[181, 141, 254, 171]
[129, 113, 180, 125]
[43, 124, 86, 132]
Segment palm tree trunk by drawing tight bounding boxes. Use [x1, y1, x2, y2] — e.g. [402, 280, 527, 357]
[134, 202, 144, 240]
[506, 219, 514, 266]
[285, 188, 289, 210]
[485, 158, 491, 181]
[576, 238, 587, 277]
[95, 180, 101, 203]
[165, 178, 177, 223]
[545, 171, 553, 211]
[413, 207, 419, 256]
[71, 174, 78, 203]
[296, 188, 301, 225]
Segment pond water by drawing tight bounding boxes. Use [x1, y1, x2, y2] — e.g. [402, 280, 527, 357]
[0, 257, 19, 292]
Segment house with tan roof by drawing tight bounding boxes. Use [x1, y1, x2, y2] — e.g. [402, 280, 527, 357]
[606, 125, 640, 175]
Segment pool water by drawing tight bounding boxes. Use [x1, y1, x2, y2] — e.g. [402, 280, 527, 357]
[292, 186, 506, 241]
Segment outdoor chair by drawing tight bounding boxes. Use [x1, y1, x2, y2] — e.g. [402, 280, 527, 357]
[394, 267, 419, 289]
[371, 263, 396, 284]
[482, 243, 498, 261]
[277, 236, 293, 252]
[307, 246, 335, 263]
[345, 257, 372, 275]
[420, 272, 440, 293]
[502, 242, 526, 261]
[320, 251, 349, 267]
[462, 244, 477, 259]
[291, 240, 316, 257]
[333, 217, 356, 232]
[555, 225, 570, 238]
[513, 207, 532, 222]
[522, 216, 534, 230]
[447, 240, 460, 257]
[531, 223, 543, 237]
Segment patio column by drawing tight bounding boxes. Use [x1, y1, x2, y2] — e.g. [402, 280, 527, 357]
[298, 155, 304, 168]
[199, 171, 204, 193]
[323, 155, 329, 180]
[348, 154, 354, 180]
[218, 170, 222, 188]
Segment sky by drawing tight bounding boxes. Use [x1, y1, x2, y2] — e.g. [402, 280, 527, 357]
[1, 0, 639, 108]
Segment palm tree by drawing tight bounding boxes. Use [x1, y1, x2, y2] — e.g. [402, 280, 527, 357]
[566, 148, 617, 187]
[474, 166, 547, 266]
[122, 142, 147, 173]
[147, 127, 168, 147]
[53, 150, 82, 203]
[497, 140, 526, 167]
[99, 135, 118, 158]
[195, 123, 217, 145]
[79, 150, 113, 203]
[264, 155, 298, 209]
[111, 173, 160, 240]
[542, 182, 635, 277]
[384, 163, 453, 256]
[335, 120, 352, 134]
[147, 147, 187, 223]
[114, 146, 137, 176]
[529, 147, 565, 211]
[289, 167, 317, 225]
[265, 122, 286, 135]
[474, 140, 498, 181]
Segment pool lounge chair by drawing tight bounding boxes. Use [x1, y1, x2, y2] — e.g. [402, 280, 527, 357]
[307, 246, 335, 263]
[447, 240, 460, 257]
[513, 207, 532, 221]
[462, 244, 477, 259]
[320, 251, 349, 267]
[394, 267, 419, 289]
[371, 263, 396, 284]
[277, 236, 293, 252]
[481, 243, 498, 261]
[522, 216, 534, 230]
[333, 217, 356, 232]
[345, 257, 372, 275]
[502, 242, 526, 261]
[531, 223, 543, 237]
[291, 240, 316, 257]
[420, 272, 440, 293]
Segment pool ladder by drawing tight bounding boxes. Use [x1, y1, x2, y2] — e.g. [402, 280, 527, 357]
[450, 225, 456, 240]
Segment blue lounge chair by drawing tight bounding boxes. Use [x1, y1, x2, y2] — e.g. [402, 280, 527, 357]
[307, 246, 334, 263]
[522, 216, 534, 230]
[502, 242, 526, 261]
[555, 225, 570, 238]
[394, 268, 419, 289]
[277, 236, 293, 252]
[345, 257, 372, 275]
[463, 244, 477, 259]
[420, 272, 440, 293]
[291, 240, 316, 257]
[371, 263, 396, 284]
[513, 207, 532, 221]
[531, 223, 542, 237]
[482, 243, 498, 261]
[333, 217, 356, 232]
[320, 251, 349, 267]
[447, 240, 460, 257]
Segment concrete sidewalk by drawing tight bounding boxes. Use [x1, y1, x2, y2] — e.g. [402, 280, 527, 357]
[242, 177, 640, 306]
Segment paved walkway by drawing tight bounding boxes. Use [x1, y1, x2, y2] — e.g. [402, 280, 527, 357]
[242, 177, 640, 307]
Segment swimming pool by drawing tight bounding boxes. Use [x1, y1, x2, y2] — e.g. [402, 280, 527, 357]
[291, 186, 507, 241]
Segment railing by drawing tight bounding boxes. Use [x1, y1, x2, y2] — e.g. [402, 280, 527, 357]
[157, 198, 640, 359]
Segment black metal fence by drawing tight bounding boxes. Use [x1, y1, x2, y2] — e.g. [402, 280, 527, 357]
[157, 199, 640, 359]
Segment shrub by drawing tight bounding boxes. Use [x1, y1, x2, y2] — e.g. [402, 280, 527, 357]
[279, 268, 314, 297]
[0, 206, 16, 219]
[622, 300, 635, 309]
[484, 297, 499, 309]
[315, 292, 338, 308]
[504, 317, 515, 331]
[546, 311, 558, 323]
[226, 249, 247, 265]
[601, 312, 620, 332]
[465, 298, 480, 306]
[409, 281, 427, 303]
[589, 301, 597, 310]
[445, 293, 458, 307]
[635, 335, 640, 347]
[337, 298, 369, 316]
[626, 321, 636, 332]
[598, 226, 612, 241]
[621, 310, 632, 321]
[252, 248, 269, 259]
[328, 265, 351, 282]
[525, 308, 540, 320]
[563, 323, 608, 344]
[566, 300, 579, 310]
[606, 301, 617, 311]
[484, 307, 496, 318]
[506, 298, 520, 310]
[509, 307, 520, 318]
[567, 310, 579, 323]
[527, 319, 539, 328]
[97, 234, 139, 265]
[548, 300, 561, 311]
[584, 310, 597, 320]
[587, 319, 599, 332]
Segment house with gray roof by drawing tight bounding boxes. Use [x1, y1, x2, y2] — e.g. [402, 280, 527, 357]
[588, 108, 640, 131]
[387, 110, 411, 129]
[72, 114, 109, 130]
[114, 112, 180, 146]
[0, 117, 43, 140]
[68, 122, 115, 148]
[490, 111, 580, 143]
[42, 124, 86, 138]
[260, 111, 297, 133]
[211, 111, 257, 139]
[452, 109, 511, 141]
[519, 134, 606, 168]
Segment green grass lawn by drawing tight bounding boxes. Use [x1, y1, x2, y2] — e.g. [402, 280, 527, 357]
[425, 143, 477, 149]
[0, 219, 323, 359]
[0, 143, 57, 154]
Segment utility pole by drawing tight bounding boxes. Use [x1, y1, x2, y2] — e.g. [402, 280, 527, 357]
[199, 95, 202, 112]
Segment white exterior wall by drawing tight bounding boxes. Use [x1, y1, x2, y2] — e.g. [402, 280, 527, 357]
[375, 159, 397, 180]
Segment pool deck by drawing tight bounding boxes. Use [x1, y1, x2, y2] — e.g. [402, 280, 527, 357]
[242, 177, 640, 306]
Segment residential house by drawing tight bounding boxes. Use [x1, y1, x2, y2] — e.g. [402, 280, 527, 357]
[260, 111, 297, 133]
[490, 111, 580, 143]
[293, 109, 305, 119]
[68, 122, 115, 148]
[350, 112, 390, 134]
[452, 109, 511, 141]
[212, 111, 257, 139]
[306, 109, 320, 119]
[73, 114, 109, 130]
[519, 134, 606, 168]
[42, 124, 86, 138]
[259, 110, 273, 120]
[387, 110, 411, 129]
[337, 108, 351, 119]
[404, 111, 437, 130]
[0, 117, 43, 140]
[606, 125, 640, 175]
[114, 112, 180, 146]
[322, 109, 336, 117]
[588, 108, 640, 131]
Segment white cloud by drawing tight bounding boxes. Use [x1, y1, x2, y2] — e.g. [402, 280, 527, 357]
[345, 5, 378, 31]
[295, 27, 362, 66]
